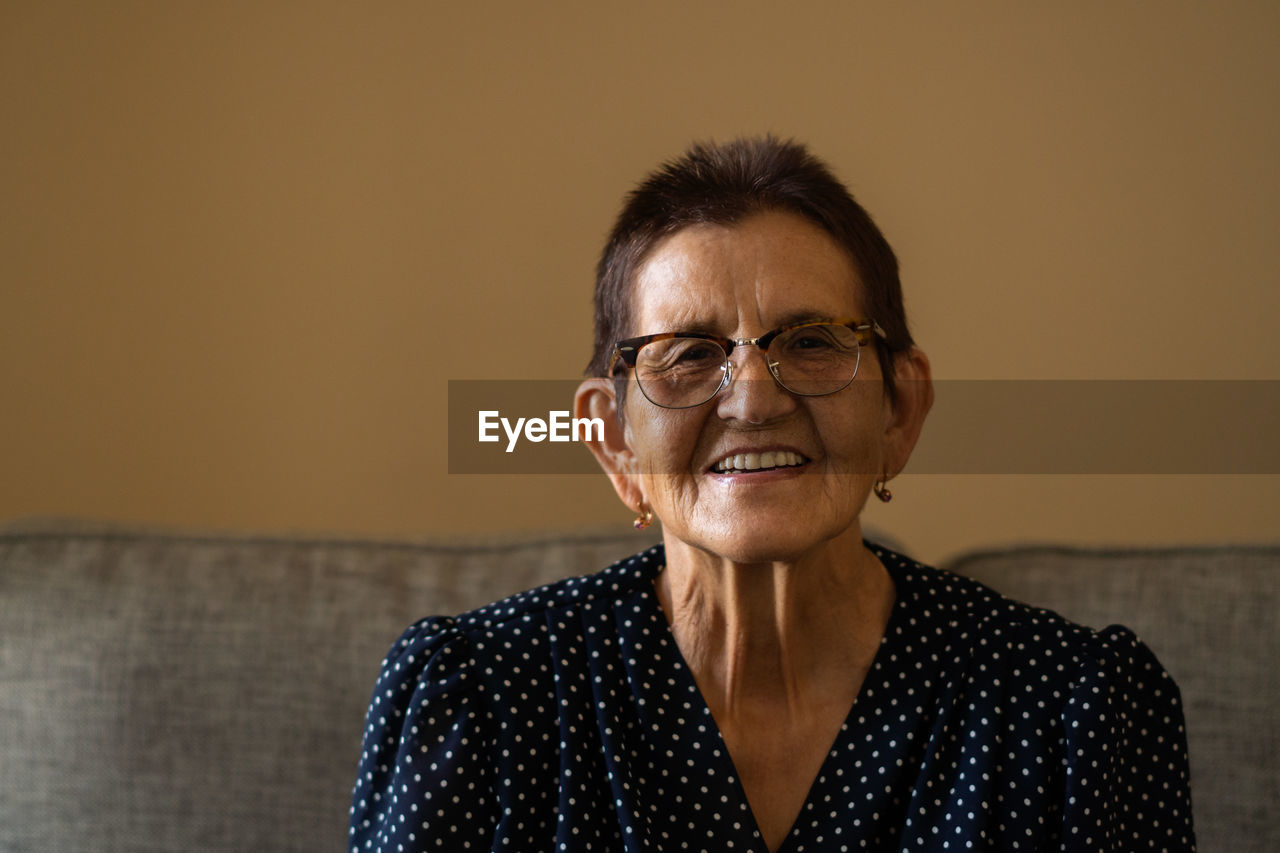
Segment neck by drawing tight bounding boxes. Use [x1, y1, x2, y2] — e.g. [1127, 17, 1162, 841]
[654, 529, 894, 724]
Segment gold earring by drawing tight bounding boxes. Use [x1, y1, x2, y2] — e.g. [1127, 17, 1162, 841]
[873, 477, 893, 503]
[633, 502, 654, 530]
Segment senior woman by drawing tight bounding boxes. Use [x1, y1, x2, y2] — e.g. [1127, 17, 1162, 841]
[350, 138, 1195, 852]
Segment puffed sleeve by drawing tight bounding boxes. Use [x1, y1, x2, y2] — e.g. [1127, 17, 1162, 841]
[1059, 626, 1196, 852]
[349, 616, 496, 853]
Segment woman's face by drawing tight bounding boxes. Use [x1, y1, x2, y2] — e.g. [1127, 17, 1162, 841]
[614, 209, 903, 564]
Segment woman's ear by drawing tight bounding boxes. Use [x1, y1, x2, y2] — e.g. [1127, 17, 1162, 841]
[881, 346, 934, 479]
[575, 378, 644, 512]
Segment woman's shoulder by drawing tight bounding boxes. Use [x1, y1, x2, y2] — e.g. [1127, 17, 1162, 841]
[868, 543, 1194, 848]
[378, 543, 664, 669]
[870, 541, 1168, 677]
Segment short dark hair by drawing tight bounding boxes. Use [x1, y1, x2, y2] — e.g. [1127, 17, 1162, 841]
[587, 136, 914, 401]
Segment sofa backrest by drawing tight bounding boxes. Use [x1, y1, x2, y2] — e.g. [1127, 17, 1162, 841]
[3, 525, 1275, 851]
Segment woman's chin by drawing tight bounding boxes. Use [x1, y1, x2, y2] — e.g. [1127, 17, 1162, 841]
[666, 514, 861, 567]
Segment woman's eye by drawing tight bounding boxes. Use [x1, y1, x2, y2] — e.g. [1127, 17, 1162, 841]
[641, 340, 723, 373]
[789, 331, 836, 350]
[781, 326, 859, 357]
[676, 343, 721, 362]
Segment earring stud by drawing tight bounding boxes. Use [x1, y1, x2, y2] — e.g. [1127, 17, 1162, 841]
[873, 478, 893, 503]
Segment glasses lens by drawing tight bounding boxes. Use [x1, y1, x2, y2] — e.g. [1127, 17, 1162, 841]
[770, 324, 863, 396]
[634, 337, 727, 408]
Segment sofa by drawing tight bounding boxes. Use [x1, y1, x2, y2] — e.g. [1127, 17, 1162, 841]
[1, 521, 1275, 852]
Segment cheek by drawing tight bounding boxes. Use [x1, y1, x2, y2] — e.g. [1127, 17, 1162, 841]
[817, 397, 888, 475]
[623, 403, 702, 473]
[621, 408, 711, 524]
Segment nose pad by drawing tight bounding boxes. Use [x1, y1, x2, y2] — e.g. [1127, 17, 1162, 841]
[765, 357, 784, 386]
[716, 360, 732, 395]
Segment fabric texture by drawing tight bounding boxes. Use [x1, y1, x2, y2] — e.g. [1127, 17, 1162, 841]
[949, 545, 1280, 853]
[350, 543, 1196, 852]
[0, 524, 654, 853]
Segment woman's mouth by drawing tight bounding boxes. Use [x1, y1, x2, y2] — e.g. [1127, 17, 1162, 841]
[710, 450, 809, 474]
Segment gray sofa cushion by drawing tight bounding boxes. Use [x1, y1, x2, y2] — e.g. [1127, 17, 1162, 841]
[0, 525, 656, 853]
[950, 544, 1280, 853]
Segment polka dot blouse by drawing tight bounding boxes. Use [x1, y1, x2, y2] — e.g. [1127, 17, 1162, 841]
[349, 544, 1196, 851]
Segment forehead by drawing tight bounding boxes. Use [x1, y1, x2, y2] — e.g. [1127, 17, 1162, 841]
[630, 209, 862, 334]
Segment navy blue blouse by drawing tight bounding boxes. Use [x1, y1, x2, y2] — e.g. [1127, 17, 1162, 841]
[349, 544, 1195, 851]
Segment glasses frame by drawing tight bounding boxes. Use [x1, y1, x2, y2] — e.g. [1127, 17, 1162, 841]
[609, 317, 888, 409]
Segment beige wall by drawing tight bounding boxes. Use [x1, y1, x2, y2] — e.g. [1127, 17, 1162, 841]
[3, 2, 1276, 565]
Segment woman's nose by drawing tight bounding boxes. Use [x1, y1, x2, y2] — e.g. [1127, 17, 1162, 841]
[715, 345, 796, 423]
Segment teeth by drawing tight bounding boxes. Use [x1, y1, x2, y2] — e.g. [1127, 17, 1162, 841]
[712, 450, 806, 473]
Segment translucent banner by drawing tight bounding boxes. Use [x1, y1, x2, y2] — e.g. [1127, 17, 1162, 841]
[448, 379, 1280, 475]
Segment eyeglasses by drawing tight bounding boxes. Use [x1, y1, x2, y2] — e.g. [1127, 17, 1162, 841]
[609, 317, 887, 409]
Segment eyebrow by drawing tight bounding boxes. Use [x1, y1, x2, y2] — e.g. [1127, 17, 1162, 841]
[772, 310, 838, 328]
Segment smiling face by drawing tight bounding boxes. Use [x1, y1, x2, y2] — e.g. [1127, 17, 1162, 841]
[613, 209, 896, 564]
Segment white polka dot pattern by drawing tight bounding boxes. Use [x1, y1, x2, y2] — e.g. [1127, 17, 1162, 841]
[349, 544, 1196, 851]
